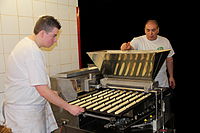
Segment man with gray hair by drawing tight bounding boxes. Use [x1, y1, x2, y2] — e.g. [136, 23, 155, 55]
[121, 20, 175, 88]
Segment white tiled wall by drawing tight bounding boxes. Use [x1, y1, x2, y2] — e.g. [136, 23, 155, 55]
[0, 0, 80, 92]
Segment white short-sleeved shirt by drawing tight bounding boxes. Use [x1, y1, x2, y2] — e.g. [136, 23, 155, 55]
[4, 37, 50, 105]
[130, 35, 175, 87]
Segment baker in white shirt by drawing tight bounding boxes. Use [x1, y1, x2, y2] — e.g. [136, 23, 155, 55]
[3, 15, 84, 133]
[121, 20, 175, 88]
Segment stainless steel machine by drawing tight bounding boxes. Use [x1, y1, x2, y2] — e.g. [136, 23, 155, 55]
[50, 66, 102, 128]
[51, 49, 175, 133]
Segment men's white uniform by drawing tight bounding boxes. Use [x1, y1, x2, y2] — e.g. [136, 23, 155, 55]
[4, 37, 58, 133]
[130, 35, 175, 87]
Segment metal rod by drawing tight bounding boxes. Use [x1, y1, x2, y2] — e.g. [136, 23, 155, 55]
[131, 122, 152, 128]
[83, 113, 112, 121]
[155, 90, 158, 120]
[161, 88, 165, 129]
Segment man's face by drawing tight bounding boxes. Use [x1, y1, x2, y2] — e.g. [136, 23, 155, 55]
[144, 22, 159, 41]
[42, 27, 60, 48]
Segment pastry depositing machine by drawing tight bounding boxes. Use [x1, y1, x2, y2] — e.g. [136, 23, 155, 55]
[51, 49, 174, 133]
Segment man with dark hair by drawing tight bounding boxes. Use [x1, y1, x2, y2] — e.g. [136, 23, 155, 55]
[3, 15, 84, 133]
[33, 15, 61, 35]
[120, 20, 175, 88]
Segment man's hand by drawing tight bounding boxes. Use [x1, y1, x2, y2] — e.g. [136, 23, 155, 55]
[67, 104, 85, 116]
[169, 76, 176, 89]
[120, 42, 132, 50]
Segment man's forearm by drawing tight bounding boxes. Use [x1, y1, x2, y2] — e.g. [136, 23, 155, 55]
[35, 85, 70, 110]
[166, 57, 174, 77]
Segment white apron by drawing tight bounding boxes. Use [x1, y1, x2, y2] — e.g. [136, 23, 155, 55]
[4, 102, 58, 133]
